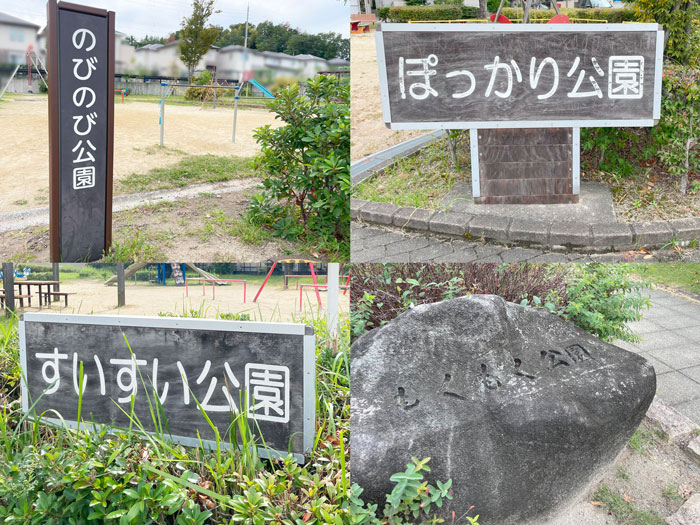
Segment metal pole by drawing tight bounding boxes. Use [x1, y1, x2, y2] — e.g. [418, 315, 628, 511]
[327, 263, 339, 341]
[2, 263, 15, 317]
[117, 263, 125, 307]
[244, 2, 249, 49]
[52, 263, 60, 301]
[0, 64, 20, 101]
[232, 84, 241, 142]
[159, 81, 166, 147]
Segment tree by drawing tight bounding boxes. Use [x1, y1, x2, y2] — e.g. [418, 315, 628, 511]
[255, 21, 298, 53]
[178, 0, 220, 83]
[479, 0, 489, 19]
[249, 76, 350, 246]
[213, 22, 258, 48]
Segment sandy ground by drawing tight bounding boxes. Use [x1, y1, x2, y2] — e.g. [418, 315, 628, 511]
[0, 97, 277, 213]
[11, 278, 350, 323]
[350, 31, 423, 162]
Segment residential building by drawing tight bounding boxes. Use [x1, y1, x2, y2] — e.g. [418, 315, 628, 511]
[0, 11, 39, 65]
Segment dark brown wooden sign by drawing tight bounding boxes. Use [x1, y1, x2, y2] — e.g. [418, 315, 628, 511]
[376, 23, 664, 129]
[20, 314, 316, 462]
[48, 0, 114, 261]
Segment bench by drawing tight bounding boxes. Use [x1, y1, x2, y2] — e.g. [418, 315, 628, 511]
[43, 291, 76, 307]
[0, 293, 32, 308]
[351, 13, 376, 34]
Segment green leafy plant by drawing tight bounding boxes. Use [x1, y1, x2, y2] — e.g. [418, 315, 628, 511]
[249, 74, 349, 252]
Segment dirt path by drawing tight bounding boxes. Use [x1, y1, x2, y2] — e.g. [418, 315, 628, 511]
[0, 179, 258, 233]
[10, 277, 349, 323]
[0, 189, 313, 262]
[351, 31, 423, 162]
[0, 97, 277, 213]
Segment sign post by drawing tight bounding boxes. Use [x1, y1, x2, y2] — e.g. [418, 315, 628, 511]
[376, 23, 664, 203]
[19, 314, 316, 462]
[48, 0, 115, 261]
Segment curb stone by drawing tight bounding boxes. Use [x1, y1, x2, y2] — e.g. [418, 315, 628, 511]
[352, 198, 700, 252]
[351, 134, 700, 253]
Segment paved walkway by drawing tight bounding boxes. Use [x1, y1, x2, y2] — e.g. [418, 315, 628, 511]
[351, 223, 700, 263]
[616, 288, 700, 425]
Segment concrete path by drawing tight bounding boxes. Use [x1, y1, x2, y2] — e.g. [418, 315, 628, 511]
[617, 288, 700, 425]
[351, 223, 700, 263]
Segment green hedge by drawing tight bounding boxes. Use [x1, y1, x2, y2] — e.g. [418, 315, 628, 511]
[386, 5, 462, 22]
[500, 7, 636, 22]
[380, 5, 635, 23]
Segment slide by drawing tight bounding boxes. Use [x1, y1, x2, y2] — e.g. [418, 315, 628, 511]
[248, 79, 274, 98]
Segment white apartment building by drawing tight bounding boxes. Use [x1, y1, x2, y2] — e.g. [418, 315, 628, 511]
[0, 11, 39, 65]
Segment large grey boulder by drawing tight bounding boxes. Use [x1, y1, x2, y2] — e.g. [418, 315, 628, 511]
[351, 294, 656, 524]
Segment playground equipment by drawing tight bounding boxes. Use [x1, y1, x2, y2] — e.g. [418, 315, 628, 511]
[0, 47, 48, 101]
[104, 263, 218, 286]
[299, 283, 350, 310]
[157, 263, 186, 286]
[254, 259, 323, 306]
[185, 278, 247, 302]
[158, 78, 274, 146]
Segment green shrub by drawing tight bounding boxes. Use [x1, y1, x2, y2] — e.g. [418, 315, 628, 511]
[387, 5, 463, 22]
[269, 75, 296, 94]
[350, 263, 570, 342]
[184, 85, 212, 100]
[461, 6, 480, 18]
[249, 74, 350, 245]
[652, 65, 700, 193]
[629, 0, 700, 66]
[556, 264, 650, 343]
[350, 263, 650, 344]
[377, 6, 390, 20]
[500, 7, 636, 22]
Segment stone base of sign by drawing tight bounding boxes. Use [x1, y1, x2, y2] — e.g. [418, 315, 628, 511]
[443, 182, 616, 224]
[351, 198, 700, 253]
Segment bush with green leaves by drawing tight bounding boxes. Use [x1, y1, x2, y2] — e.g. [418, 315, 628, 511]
[652, 65, 700, 193]
[386, 5, 462, 22]
[629, 0, 700, 67]
[582, 65, 700, 192]
[350, 263, 649, 344]
[248, 74, 349, 251]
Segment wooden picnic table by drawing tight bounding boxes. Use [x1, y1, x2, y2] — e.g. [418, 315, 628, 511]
[14, 280, 61, 308]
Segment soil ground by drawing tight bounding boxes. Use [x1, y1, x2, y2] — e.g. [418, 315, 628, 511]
[548, 419, 700, 525]
[350, 31, 422, 162]
[0, 95, 278, 213]
[9, 277, 349, 323]
[0, 189, 313, 262]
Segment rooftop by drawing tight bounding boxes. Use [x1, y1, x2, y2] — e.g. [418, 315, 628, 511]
[0, 11, 41, 29]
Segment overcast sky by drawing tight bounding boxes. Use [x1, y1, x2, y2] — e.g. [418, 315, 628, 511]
[0, 0, 349, 39]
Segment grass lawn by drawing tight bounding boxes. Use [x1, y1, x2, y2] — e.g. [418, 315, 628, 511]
[354, 139, 468, 209]
[632, 263, 700, 295]
[118, 154, 257, 193]
[122, 93, 269, 110]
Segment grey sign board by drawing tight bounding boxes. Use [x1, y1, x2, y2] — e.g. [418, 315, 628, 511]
[20, 314, 315, 462]
[376, 23, 664, 129]
[48, 0, 114, 261]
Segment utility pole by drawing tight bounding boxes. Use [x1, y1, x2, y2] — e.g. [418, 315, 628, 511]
[243, 2, 249, 49]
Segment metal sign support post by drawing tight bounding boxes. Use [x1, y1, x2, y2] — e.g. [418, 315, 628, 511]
[232, 83, 241, 142]
[159, 81, 166, 147]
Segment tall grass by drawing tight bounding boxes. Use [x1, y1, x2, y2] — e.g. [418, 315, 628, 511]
[0, 306, 351, 523]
